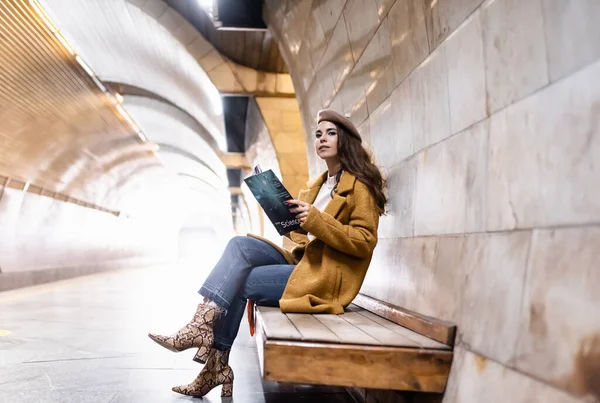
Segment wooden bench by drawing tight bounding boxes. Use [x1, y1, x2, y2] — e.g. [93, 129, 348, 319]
[253, 294, 456, 393]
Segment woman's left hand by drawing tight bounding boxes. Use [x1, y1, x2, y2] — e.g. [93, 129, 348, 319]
[286, 199, 312, 223]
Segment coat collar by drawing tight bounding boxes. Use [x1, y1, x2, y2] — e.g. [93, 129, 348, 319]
[299, 171, 356, 219]
[305, 170, 356, 194]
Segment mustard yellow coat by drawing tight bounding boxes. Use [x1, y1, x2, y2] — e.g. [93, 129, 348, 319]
[249, 171, 379, 314]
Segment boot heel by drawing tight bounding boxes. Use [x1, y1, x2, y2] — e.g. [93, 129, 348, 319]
[193, 347, 210, 364]
[221, 380, 233, 397]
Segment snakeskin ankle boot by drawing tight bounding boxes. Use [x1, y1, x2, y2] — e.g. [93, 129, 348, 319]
[148, 301, 224, 363]
[172, 348, 234, 398]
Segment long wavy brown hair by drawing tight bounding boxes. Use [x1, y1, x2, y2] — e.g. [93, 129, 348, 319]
[332, 124, 387, 215]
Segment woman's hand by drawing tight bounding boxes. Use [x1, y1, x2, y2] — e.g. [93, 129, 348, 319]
[286, 199, 312, 223]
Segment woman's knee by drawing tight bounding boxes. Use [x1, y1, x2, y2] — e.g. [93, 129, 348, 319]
[226, 235, 249, 250]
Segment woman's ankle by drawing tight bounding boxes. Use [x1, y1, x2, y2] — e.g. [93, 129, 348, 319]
[203, 298, 226, 314]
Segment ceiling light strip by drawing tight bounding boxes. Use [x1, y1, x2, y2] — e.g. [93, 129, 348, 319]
[28, 0, 151, 145]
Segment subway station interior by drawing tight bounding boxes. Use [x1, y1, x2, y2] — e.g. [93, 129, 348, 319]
[0, 0, 599, 402]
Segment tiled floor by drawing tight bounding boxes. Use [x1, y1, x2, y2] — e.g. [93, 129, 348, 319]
[0, 264, 354, 403]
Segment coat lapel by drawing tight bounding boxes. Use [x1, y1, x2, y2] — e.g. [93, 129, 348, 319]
[323, 194, 346, 218]
[323, 171, 356, 219]
[298, 171, 357, 220]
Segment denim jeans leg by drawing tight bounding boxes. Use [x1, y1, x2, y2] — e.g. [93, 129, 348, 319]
[198, 236, 289, 310]
[212, 264, 295, 350]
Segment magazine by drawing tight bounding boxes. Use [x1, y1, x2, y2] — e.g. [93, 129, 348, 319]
[244, 165, 302, 235]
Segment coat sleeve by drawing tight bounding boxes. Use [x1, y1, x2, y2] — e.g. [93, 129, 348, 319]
[300, 182, 379, 258]
[284, 227, 308, 240]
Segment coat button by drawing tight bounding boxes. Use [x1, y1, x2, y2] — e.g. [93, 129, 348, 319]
[291, 279, 296, 285]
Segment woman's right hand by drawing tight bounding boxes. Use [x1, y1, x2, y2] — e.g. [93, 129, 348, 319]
[286, 199, 312, 223]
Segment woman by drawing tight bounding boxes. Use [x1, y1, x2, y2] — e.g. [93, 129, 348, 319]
[148, 109, 387, 397]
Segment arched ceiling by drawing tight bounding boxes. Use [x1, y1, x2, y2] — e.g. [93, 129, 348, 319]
[35, 0, 238, 221]
[0, 0, 157, 207]
[0, 0, 237, 229]
[165, 0, 288, 74]
[40, 0, 227, 151]
[1, 0, 302, 235]
[122, 95, 226, 180]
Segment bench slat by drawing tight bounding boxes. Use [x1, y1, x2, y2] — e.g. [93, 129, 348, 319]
[340, 312, 421, 348]
[286, 313, 340, 343]
[357, 310, 450, 350]
[313, 313, 380, 345]
[257, 307, 302, 340]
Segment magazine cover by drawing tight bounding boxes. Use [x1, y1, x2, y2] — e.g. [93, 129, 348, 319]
[244, 168, 302, 235]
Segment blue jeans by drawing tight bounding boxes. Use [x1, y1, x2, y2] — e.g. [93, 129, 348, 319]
[199, 236, 295, 350]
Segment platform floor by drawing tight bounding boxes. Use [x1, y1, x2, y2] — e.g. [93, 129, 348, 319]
[0, 265, 355, 403]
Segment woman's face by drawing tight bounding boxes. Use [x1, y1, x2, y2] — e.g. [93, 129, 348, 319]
[314, 121, 339, 160]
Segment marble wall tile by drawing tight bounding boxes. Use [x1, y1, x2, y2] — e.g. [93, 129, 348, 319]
[299, 98, 313, 135]
[409, 47, 451, 152]
[515, 227, 600, 400]
[388, 0, 430, 86]
[314, 0, 348, 45]
[369, 97, 396, 169]
[378, 157, 417, 239]
[486, 60, 600, 231]
[389, 77, 414, 163]
[264, 0, 285, 23]
[173, 22, 198, 47]
[423, 0, 484, 51]
[361, 238, 398, 301]
[388, 236, 438, 314]
[198, 49, 226, 72]
[542, 0, 600, 82]
[414, 120, 488, 236]
[328, 92, 345, 117]
[128, 0, 146, 7]
[480, 0, 549, 113]
[459, 231, 531, 364]
[306, 147, 321, 178]
[158, 9, 182, 33]
[309, 0, 346, 71]
[357, 117, 371, 146]
[363, 20, 396, 114]
[305, 79, 324, 120]
[141, 0, 167, 18]
[375, 0, 397, 19]
[304, 7, 328, 70]
[429, 235, 469, 323]
[281, 0, 313, 60]
[444, 10, 487, 134]
[186, 36, 212, 61]
[316, 65, 337, 107]
[323, 15, 354, 94]
[448, 347, 584, 403]
[338, 72, 369, 125]
[296, 42, 315, 95]
[343, 0, 380, 62]
[207, 68, 243, 93]
[234, 64, 258, 93]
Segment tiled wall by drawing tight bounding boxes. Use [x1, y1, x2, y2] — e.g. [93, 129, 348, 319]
[0, 184, 175, 292]
[256, 97, 309, 199]
[266, 0, 600, 401]
[243, 98, 285, 242]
